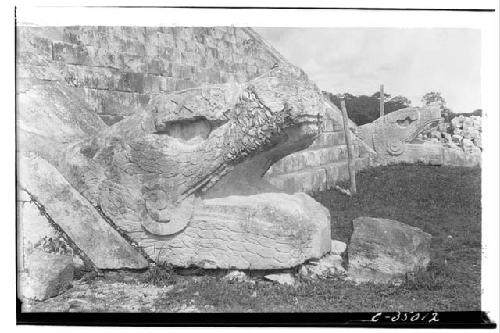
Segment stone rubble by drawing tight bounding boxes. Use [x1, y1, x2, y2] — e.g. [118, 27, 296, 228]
[418, 115, 482, 153]
[299, 253, 345, 280]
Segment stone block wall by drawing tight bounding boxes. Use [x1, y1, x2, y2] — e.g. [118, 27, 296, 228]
[265, 116, 373, 193]
[17, 26, 283, 125]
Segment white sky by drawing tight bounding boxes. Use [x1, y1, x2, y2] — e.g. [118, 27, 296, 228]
[255, 28, 481, 113]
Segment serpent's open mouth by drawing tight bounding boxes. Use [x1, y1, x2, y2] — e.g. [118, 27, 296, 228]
[406, 118, 442, 143]
[202, 117, 321, 199]
[141, 120, 320, 236]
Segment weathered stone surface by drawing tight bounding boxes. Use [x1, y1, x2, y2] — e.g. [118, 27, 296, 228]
[266, 156, 371, 194]
[18, 26, 285, 124]
[18, 154, 149, 270]
[399, 143, 445, 165]
[137, 192, 331, 269]
[267, 167, 328, 193]
[267, 145, 361, 175]
[19, 251, 74, 301]
[348, 217, 431, 284]
[443, 147, 481, 167]
[358, 106, 442, 165]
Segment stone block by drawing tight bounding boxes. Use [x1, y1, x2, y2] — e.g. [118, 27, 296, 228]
[399, 143, 444, 165]
[19, 250, 74, 301]
[323, 157, 371, 187]
[117, 72, 146, 93]
[266, 167, 328, 194]
[120, 54, 148, 73]
[443, 148, 481, 167]
[310, 131, 346, 148]
[52, 41, 90, 65]
[64, 65, 122, 90]
[143, 75, 163, 93]
[82, 88, 150, 122]
[268, 145, 360, 176]
[348, 216, 431, 284]
[175, 79, 197, 91]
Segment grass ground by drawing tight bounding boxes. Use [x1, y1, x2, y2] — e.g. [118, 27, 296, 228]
[24, 164, 481, 312]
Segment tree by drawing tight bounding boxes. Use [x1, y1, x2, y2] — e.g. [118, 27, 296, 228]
[389, 95, 411, 107]
[323, 91, 413, 126]
[371, 91, 392, 99]
[421, 91, 446, 109]
[472, 109, 482, 116]
[421, 91, 453, 121]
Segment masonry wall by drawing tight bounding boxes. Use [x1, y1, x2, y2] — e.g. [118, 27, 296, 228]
[264, 122, 373, 193]
[17, 26, 283, 125]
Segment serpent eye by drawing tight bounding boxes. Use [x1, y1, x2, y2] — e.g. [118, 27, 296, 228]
[154, 116, 227, 143]
[396, 116, 416, 127]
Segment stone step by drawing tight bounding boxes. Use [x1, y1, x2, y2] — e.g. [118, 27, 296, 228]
[321, 118, 344, 132]
[267, 144, 361, 176]
[311, 131, 346, 148]
[266, 156, 371, 194]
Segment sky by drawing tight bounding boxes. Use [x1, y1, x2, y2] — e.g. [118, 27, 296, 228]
[255, 28, 481, 113]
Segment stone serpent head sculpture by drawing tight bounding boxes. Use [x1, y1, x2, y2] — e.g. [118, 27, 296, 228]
[357, 106, 442, 163]
[17, 26, 335, 269]
[34, 64, 327, 241]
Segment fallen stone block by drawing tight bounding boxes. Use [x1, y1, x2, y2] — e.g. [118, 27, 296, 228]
[347, 216, 431, 284]
[19, 250, 74, 301]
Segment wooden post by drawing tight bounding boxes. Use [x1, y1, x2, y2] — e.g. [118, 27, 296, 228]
[340, 98, 356, 195]
[379, 84, 385, 118]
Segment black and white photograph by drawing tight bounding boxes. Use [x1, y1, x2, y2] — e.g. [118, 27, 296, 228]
[7, 0, 499, 328]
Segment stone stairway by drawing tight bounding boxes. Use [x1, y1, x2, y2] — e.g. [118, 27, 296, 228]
[265, 118, 373, 193]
